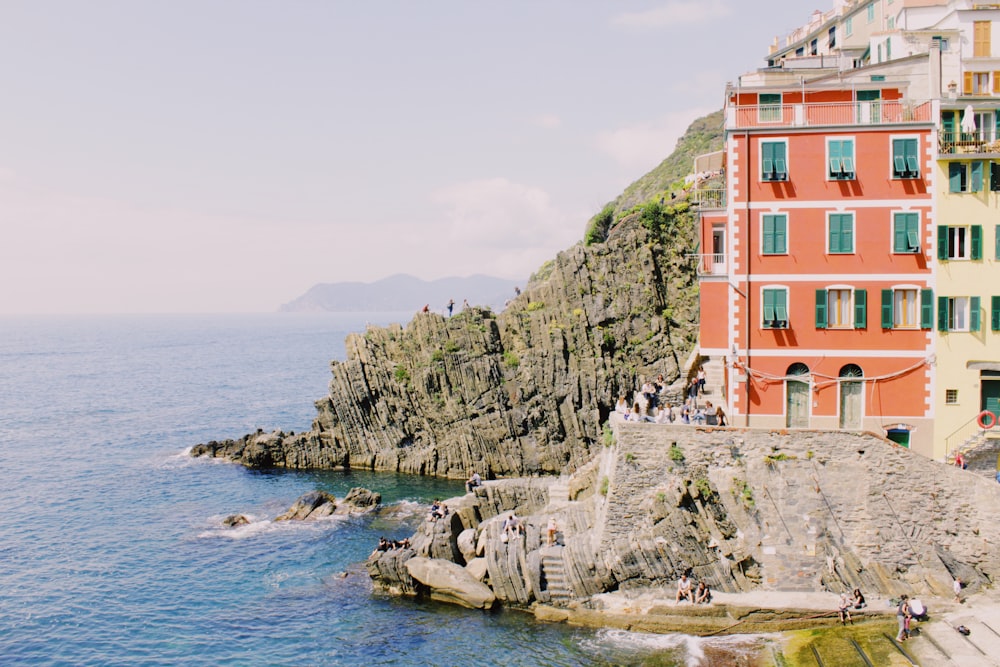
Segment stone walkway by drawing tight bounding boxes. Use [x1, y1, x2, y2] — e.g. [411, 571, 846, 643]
[593, 586, 1000, 665]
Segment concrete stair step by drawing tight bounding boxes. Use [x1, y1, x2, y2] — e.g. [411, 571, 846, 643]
[917, 623, 996, 667]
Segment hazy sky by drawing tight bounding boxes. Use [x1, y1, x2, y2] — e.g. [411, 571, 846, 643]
[1, 0, 808, 314]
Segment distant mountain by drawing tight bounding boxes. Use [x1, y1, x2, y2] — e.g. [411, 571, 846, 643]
[279, 274, 522, 313]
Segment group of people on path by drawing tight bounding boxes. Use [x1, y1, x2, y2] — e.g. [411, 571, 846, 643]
[616, 368, 726, 427]
[675, 573, 712, 604]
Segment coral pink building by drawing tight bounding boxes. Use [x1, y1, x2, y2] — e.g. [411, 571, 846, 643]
[697, 84, 937, 453]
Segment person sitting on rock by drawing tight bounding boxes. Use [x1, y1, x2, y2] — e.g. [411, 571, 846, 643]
[429, 500, 442, 521]
[838, 593, 853, 624]
[654, 404, 672, 424]
[615, 396, 629, 415]
[676, 573, 693, 603]
[641, 381, 658, 409]
[466, 470, 482, 493]
[695, 581, 712, 604]
[852, 588, 866, 609]
[503, 513, 523, 537]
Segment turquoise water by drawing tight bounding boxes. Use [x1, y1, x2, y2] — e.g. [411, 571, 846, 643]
[0, 314, 759, 666]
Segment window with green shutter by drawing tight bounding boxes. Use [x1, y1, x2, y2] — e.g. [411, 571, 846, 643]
[972, 225, 983, 260]
[938, 296, 949, 331]
[761, 141, 787, 181]
[828, 213, 854, 253]
[971, 296, 981, 332]
[763, 288, 788, 329]
[992, 295, 1000, 331]
[828, 139, 855, 179]
[892, 138, 919, 178]
[972, 161, 984, 192]
[893, 213, 920, 253]
[881, 289, 893, 328]
[759, 94, 781, 123]
[815, 290, 828, 329]
[762, 214, 787, 254]
[854, 289, 867, 328]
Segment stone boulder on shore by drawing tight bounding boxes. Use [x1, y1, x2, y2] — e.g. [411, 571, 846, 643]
[275, 488, 381, 521]
[404, 556, 496, 610]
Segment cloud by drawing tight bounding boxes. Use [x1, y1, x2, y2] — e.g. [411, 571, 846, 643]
[530, 113, 562, 129]
[427, 178, 584, 278]
[612, 0, 731, 29]
[595, 106, 716, 171]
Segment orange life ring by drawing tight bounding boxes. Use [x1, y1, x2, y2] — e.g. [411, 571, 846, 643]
[977, 410, 996, 430]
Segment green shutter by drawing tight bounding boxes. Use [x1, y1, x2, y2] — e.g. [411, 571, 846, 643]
[829, 140, 842, 177]
[854, 289, 867, 328]
[921, 288, 933, 329]
[762, 141, 774, 178]
[816, 290, 828, 329]
[763, 216, 774, 254]
[943, 111, 956, 134]
[950, 163, 963, 192]
[893, 215, 907, 252]
[774, 143, 787, 179]
[763, 289, 776, 324]
[938, 225, 949, 260]
[775, 215, 787, 253]
[882, 289, 893, 328]
[996, 224, 1000, 260]
[992, 163, 1000, 192]
[992, 295, 1000, 331]
[829, 214, 853, 253]
[894, 213, 919, 253]
[774, 290, 788, 323]
[938, 296, 949, 331]
[972, 225, 983, 259]
[971, 296, 981, 332]
[972, 161, 984, 192]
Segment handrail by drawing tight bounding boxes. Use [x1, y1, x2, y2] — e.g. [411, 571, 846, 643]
[944, 413, 985, 458]
[727, 100, 934, 130]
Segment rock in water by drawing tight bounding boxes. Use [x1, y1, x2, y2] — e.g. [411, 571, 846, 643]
[222, 514, 250, 527]
[335, 487, 381, 514]
[405, 557, 496, 610]
[275, 491, 337, 521]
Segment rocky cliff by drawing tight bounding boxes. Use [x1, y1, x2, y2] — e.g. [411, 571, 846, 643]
[191, 204, 701, 478]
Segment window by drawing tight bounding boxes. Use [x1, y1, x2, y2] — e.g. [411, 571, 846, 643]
[882, 288, 933, 329]
[946, 389, 959, 404]
[974, 20, 991, 58]
[763, 288, 789, 329]
[949, 162, 984, 193]
[938, 296, 979, 332]
[886, 38, 892, 60]
[828, 213, 855, 254]
[828, 139, 855, 179]
[938, 225, 983, 260]
[811, 39, 818, 56]
[993, 163, 1000, 192]
[867, 2, 875, 23]
[759, 93, 782, 122]
[761, 141, 788, 181]
[829, 26, 836, 49]
[893, 213, 920, 253]
[762, 214, 787, 254]
[892, 138, 919, 178]
[816, 288, 866, 329]
[846, 17, 853, 37]
[888, 17, 894, 30]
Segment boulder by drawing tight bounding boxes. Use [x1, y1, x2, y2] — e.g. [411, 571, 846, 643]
[275, 491, 337, 521]
[222, 514, 250, 527]
[466, 557, 489, 582]
[335, 487, 381, 515]
[457, 528, 478, 563]
[405, 557, 496, 610]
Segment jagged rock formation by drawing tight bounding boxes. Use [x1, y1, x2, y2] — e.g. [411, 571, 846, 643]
[191, 207, 700, 478]
[275, 488, 381, 521]
[365, 421, 1000, 628]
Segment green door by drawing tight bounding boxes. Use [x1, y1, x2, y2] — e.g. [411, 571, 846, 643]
[786, 363, 811, 428]
[983, 379, 1000, 422]
[857, 90, 881, 124]
[840, 381, 863, 429]
[886, 429, 910, 448]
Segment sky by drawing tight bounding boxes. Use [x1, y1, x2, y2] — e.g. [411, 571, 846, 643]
[0, 0, 810, 314]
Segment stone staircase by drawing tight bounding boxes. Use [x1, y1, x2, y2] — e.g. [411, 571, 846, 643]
[546, 476, 571, 509]
[540, 546, 573, 604]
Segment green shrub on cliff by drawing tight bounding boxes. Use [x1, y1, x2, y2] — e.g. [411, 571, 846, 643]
[584, 203, 615, 246]
[393, 365, 410, 384]
[503, 351, 519, 369]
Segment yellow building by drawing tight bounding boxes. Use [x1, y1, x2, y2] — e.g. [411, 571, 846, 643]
[933, 103, 1000, 460]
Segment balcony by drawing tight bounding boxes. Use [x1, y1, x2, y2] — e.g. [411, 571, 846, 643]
[727, 100, 934, 130]
[692, 253, 728, 277]
[938, 130, 1000, 155]
[693, 188, 726, 210]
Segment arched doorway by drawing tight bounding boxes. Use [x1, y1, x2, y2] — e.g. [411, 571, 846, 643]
[839, 364, 864, 430]
[786, 363, 810, 428]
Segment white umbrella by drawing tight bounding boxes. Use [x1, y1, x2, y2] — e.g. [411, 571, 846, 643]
[961, 104, 977, 134]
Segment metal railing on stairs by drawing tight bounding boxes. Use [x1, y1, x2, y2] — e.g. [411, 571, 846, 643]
[944, 413, 989, 460]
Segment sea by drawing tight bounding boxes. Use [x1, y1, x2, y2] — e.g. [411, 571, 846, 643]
[0, 313, 766, 666]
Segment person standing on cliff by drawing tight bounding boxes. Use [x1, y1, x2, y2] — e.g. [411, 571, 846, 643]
[546, 517, 558, 547]
[447, 299, 455, 317]
[697, 367, 706, 395]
